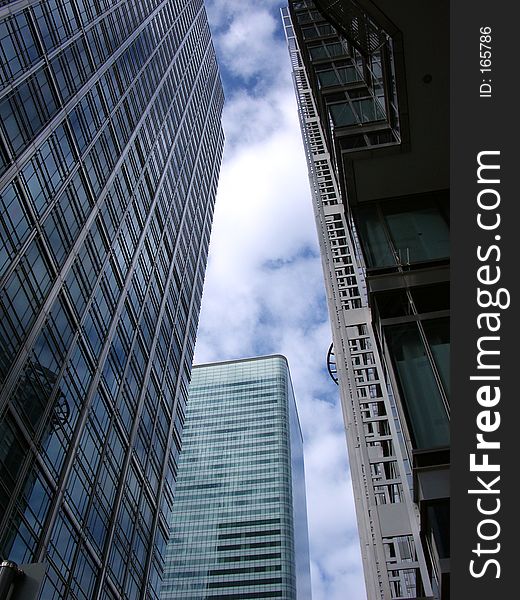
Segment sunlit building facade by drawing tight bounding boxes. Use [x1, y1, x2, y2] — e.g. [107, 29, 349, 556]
[0, 0, 224, 598]
[160, 356, 312, 600]
[284, 1, 449, 598]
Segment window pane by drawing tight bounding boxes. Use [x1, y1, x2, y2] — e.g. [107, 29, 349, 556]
[309, 42, 345, 61]
[317, 70, 338, 87]
[318, 66, 361, 88]
[309, 46, 328, 60]
[338, 66, 361, 83]
[355, 204, 395, 267]
[385, 323, 449, 449]
[423, 317, 450, 399]
[329, 101, 356, 126]
[353, 97, 386, 122]
[384, 205, 450, 263]
[411, 283, 450, 313]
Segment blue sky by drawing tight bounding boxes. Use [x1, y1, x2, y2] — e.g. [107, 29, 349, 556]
[194, 1, 366, 599]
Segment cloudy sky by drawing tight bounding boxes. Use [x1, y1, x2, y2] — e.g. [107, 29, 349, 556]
[193, 1, 366, 599]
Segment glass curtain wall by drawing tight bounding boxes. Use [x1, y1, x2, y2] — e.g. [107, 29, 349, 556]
[160, 356, 312, 600]
[0, 1, 224, 598]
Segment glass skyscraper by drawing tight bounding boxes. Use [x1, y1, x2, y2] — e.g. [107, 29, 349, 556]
[0, 0, 224, 598]
[160, 356, 312, 600]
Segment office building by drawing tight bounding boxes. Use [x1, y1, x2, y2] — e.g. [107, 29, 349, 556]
[283, 1, 449, 598]
[160, 356, 312, 600]
[0, 0, 224, 598]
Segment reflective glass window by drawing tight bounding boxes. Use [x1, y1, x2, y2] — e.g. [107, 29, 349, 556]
[385, 323, 449, 449]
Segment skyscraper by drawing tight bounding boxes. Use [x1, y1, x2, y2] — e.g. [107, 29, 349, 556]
[0, 0, 224, 598]
[160, 356, 312, 600]
[284, 1, 449, 598]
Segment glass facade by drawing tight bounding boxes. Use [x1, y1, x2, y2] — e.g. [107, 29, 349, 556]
[160, 356, 312, 600]
[0, 0, 224, 598]
[385, 322, 449, 449]
[371, 281, 450, 453]
[355, 195, 450, 269]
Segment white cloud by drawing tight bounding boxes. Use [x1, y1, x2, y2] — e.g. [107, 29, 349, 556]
[196, 2, 367, 599]
[206, 0, 285, 34]
[218, 10, 287, 82]
[206, 0, 290, 91]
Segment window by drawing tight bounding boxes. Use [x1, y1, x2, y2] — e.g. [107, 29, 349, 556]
[385, 323, 449, 450]
[309, 42, 345, 61]
[385, 205, 449, 263]
[302, 23, 334, 39]
[317, 65, 361, 88]
[329, 97, 385, 127]
[423, 318, 450, 399]
[355, 195, 450, 268]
